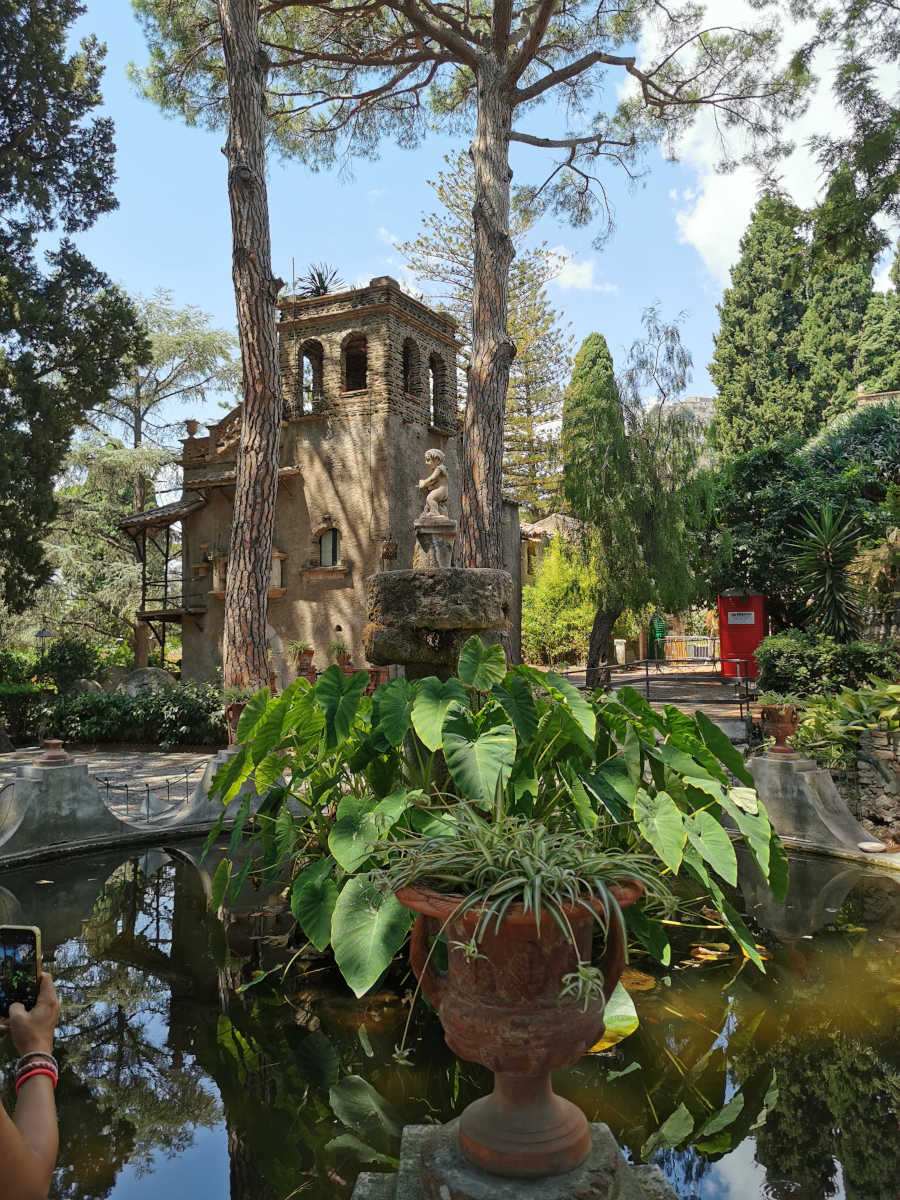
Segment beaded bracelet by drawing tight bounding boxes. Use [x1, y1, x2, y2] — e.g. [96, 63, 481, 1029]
[14, 1051, 58, 1075]
[15, 1067, 57, 1096]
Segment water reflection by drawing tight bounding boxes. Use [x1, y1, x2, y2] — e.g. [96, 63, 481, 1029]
[0, 843, 897, 1200]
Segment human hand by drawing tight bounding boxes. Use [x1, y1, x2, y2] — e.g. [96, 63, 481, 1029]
[0, 972, 58, 1057]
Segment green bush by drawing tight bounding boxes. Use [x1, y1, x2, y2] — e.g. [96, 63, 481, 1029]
[40, 682, 225, 747]
[756, 630, 900, 697]
[522, 537, 596, 664]
[0, 649, 37, 685]
[40, 638, 102, 694]
[0, 683, 47, 738]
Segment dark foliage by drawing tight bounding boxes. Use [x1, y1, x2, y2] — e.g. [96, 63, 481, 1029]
[755, 630, 900, 697]
[41, 683, 226, 746]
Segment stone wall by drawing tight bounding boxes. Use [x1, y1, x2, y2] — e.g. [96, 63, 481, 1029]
[831, 731, 900, 844]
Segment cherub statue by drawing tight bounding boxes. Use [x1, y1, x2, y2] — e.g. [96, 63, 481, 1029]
[418, 448, 449, 517]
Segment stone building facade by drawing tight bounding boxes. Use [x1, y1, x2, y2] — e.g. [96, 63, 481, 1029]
[123, 277, 521, 684]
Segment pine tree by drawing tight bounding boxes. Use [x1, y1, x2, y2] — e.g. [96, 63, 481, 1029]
[710, 193, 809, 456]
[0, 0, 147, 612]
[400, 153, 571, 518]
[561, 317, 700, 686]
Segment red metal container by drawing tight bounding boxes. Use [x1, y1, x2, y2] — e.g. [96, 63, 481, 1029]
[718, 591, 766, 679]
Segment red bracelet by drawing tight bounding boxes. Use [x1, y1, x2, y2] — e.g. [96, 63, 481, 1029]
[15, 1068, 58, 1096]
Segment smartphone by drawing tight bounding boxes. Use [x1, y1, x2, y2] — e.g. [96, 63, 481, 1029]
[0, 925, 41, 1019]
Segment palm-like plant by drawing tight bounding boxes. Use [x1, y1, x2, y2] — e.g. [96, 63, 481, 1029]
[294, 262, 345, 297]
[786, 504, 863, 642]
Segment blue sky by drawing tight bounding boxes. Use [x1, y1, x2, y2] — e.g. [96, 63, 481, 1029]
[69, 2, 893, 430]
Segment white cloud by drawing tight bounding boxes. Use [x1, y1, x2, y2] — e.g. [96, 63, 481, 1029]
[377, 225, 400, 247]
[549, 245, 619, 293]
[626, 2, 896, 285]
[367, 187, 387, 202]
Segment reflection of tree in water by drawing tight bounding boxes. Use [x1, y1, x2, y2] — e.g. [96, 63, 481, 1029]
[48, 856, 221, 1195]
[752, 1031, 899, 1200]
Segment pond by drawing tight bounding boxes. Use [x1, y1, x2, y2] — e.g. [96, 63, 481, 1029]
[1, 841, 898, 1200]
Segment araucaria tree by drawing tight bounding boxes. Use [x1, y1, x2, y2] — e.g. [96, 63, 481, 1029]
[135, 0, 804, 571]
[561, 315, 701, 688]
[0, 0, 146, 613]
[400, 152, 571, 517]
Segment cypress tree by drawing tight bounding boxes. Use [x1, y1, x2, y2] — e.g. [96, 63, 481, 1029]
[710, 193, 808, 456]
[857, 243, 900, 394]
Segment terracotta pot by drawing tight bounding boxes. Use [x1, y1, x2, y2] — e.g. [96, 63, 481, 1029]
[761, 704, 800, 754]
[396, 879, 643, 1178]
[225, 700, 246, 746]
[296, 649, 315, 668]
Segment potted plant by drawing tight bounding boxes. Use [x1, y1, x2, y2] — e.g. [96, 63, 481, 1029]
[223, 685, 258, 745]
[379, 805, 668, 1177]
[211, 637, 787, 1177]
[286, 639, 315, 670]
[328, 638, 352, 668]
[758, 691, 802, 754]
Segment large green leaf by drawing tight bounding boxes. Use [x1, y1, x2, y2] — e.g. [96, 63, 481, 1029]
[633, 788, 685, 873]
[695, 710, 755, 786]
[293, 1029, 339, 1089]
[249, 693, 292, 764]
[292, 874, 339, 951]
[410, 676, 468, 751]
[210, 744, 251, 804]
[721, 794, 772, 879]
[625, 906, 671, 965]
[623, 723, 642, 786]
[328, 794, 378, 872]
[705, 872, 765, 970]
[315, 666, 369, 748]
[698, 1091, 745, 1137]
[491, 673, 538, 745]
[442, 703, 516, 808]
[329, 1075, 402, 1148]
[767, 826, 790, 901]
[372, 789, 414, 834]
[236, 687, 272, 741]
[544, 671, 596, 740]
[210, 857, 231, 910]
[274, 805, 296, 862]
[331, 876, 413, 997]
[588, 983, 639, 1052]
[653, 741, 717, 781]
[641, 1103, 694, 1160]
[564, 767, 598, 830]
[458, 635, 507, 691]
[375, 678, 417, 747]
[617, 686, 665, 736]
[685, 809, 738, 886]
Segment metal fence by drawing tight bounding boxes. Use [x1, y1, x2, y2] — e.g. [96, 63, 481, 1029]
[96, 760, 210, 824]
[661, 634, 720, 662]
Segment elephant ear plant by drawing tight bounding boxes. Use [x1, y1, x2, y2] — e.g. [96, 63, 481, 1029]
[206, 637, 788, 997]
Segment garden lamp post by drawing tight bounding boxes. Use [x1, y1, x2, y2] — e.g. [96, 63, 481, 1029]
[35, 626, 52, 661]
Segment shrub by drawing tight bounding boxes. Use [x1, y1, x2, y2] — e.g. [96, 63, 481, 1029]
[40, 638, 102, 694]
[0, 650, 37, 685]
[40, 681, 226, 747]
[0, 683, 47, 738]
[756, 630, 900, 697]
[522, 537, 596, 664]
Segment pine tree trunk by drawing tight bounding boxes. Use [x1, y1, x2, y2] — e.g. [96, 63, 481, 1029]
[459, 61, 516, 569]
[217, 0, 282, 690]
[585, 606, 621, 690]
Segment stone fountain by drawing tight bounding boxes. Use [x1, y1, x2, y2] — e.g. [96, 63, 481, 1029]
[356, 457, 676, 1200]
[363, 449, 513, 680]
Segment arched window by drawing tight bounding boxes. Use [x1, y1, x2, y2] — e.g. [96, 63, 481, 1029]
[402, 338, 420, 395]
[343, 333, 367, 392]
[428, 353, 446, 426]
[319, 528, 341, 567]
[300, 340, 323, 411]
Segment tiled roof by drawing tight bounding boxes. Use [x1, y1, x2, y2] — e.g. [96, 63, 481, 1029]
[183, 464, 302, 487]
[118, 493, 207, 534]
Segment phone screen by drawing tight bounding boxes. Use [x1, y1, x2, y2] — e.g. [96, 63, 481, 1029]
[0, 926, 40, 1019]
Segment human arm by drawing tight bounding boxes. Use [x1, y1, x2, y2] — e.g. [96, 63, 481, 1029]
[0, 972, 59, 1200]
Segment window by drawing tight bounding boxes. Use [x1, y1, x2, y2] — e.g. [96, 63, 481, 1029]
[319, 529, 341, 567]
[343, 333, 367, 391]
[428, 353, 446, 425]
[402, 338, 420, 395]
[299, 340, 323, 411]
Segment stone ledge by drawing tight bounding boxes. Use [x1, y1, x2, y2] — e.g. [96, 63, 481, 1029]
[351, 1123, 677, 1200]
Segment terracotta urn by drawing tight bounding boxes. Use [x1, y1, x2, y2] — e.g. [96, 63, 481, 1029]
[225, 700, 246, 745]
[296, 648, 315, 669]
[395, 879, 643, 1178]
[761, 704, 800, 754]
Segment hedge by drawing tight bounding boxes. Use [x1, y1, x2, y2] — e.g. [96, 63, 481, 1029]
[0, 684, 48, 739]
[756, 631, 900, 697]
[39, 682, 226, 748]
